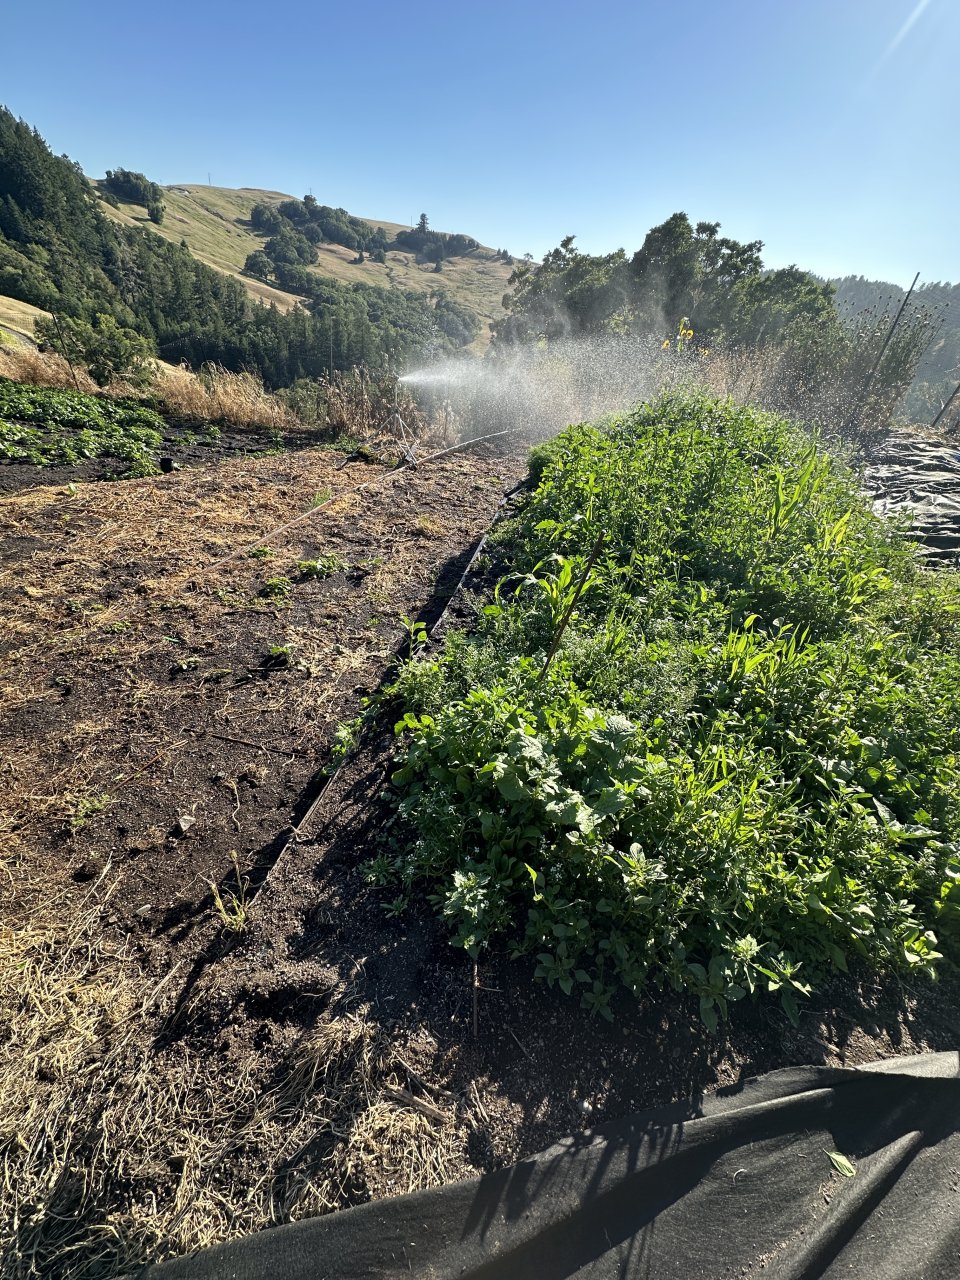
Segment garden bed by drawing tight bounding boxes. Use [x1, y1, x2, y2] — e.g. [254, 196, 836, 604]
[3, 400, 960, 1278]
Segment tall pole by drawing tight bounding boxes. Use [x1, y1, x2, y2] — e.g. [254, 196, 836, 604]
[846, 271, 920, 432]
[930, 380, 960, 434]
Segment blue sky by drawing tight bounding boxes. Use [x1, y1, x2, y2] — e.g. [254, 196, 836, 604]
[2, 0, 956, 285]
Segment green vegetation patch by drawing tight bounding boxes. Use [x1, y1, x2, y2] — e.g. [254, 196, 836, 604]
[387, 394, 960, 1026]
[0, 379, 164, 475]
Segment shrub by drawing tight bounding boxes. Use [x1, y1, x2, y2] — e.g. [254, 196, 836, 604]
[36, 313, 156, 389]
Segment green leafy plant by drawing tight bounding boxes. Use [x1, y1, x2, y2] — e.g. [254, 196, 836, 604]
[259, 576, 292, 602]
[67, 791, 112, 833]
[297, 553, 347, 579]
[386, 393, 960, 1026]
[0, 378, 164, 475]
[400, 614, 428, 651]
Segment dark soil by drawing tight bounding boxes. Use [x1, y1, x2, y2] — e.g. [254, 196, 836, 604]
[4, 438, 959, 1266]
[1, 443, 523, 945]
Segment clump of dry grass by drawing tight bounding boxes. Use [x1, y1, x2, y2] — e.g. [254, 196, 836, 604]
[0, 346, 302, 435]
[155, 363, 299, 434]
[0, 345, 99, 394]
[320, 369, 441, 448]
[0, 909, 454, 1278]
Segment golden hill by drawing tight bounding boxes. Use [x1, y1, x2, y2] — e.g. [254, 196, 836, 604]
[101, 184, 514, 348]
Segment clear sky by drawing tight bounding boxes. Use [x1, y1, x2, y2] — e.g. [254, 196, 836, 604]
[2, 0, 956, 285]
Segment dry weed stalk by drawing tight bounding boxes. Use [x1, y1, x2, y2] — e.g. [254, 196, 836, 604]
[321, 369, 441, 449]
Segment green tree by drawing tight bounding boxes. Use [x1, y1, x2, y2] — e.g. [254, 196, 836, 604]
[243, 250, 273, 280]
[38, 312, 156, 388]
[103, 168, 163, 207]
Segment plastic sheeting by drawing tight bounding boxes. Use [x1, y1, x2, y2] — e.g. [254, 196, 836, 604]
[137, 1052, 960, 1279]
[864, 431, 960, 563]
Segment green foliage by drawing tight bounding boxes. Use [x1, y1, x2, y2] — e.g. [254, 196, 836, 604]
[252, 198, 376, 253]
[0, 378, 163, 473]
[387, 395, 960, 1026]
[37, 312, 155, 388]
[297, 553, 346, 579]
[497, 217, 798, 344]
[260, 575, 292, 602]
[394, 213, 478, 262]
[103, 168, 163, 207]
[0, 108, 479, 391]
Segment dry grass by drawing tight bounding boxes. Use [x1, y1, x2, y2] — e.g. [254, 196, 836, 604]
[0, 345, 100, 394]
[154, 363, 299, 433]
[0, 907, 455, 1278]
[322, 368, 439, 447]
[0, 295, 48, 343]
[0, 346, 303, 434]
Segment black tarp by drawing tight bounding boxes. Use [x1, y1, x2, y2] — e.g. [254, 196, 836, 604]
[864, 430, 960, 562]
[137, 1052, 960, 1279]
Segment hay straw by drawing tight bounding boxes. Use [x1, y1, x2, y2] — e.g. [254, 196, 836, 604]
[0, 917, 454, 1278]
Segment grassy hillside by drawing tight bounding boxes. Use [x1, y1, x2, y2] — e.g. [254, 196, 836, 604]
[0, 293, 47, 343]
[100, 184, 514, 348]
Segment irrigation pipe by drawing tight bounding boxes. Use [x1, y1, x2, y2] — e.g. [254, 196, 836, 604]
[191, 426, 522, 586]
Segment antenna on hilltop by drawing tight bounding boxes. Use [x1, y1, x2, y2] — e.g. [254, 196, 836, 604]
[207, 172, 211, 187]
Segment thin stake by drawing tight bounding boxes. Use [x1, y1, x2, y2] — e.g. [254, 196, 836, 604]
[538, 532, 605, 680]
[51, 313, 82, 393]
[847, 271, 920, 432]
[930, 380, 960, 434]
[472, 959, 479, 1039]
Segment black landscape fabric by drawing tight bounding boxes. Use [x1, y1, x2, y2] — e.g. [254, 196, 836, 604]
[137, 1052, 960, 1279]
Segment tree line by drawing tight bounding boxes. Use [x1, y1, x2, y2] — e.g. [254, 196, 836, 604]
[496, 214, 942, 430]
[0, 107, 479, 388]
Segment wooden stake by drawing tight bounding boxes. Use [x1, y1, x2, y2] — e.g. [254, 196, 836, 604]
[51, 313, 82, 393]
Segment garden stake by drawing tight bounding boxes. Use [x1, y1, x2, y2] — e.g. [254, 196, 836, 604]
[846, 271, 919, 433]
[930, 379, 960, 434]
